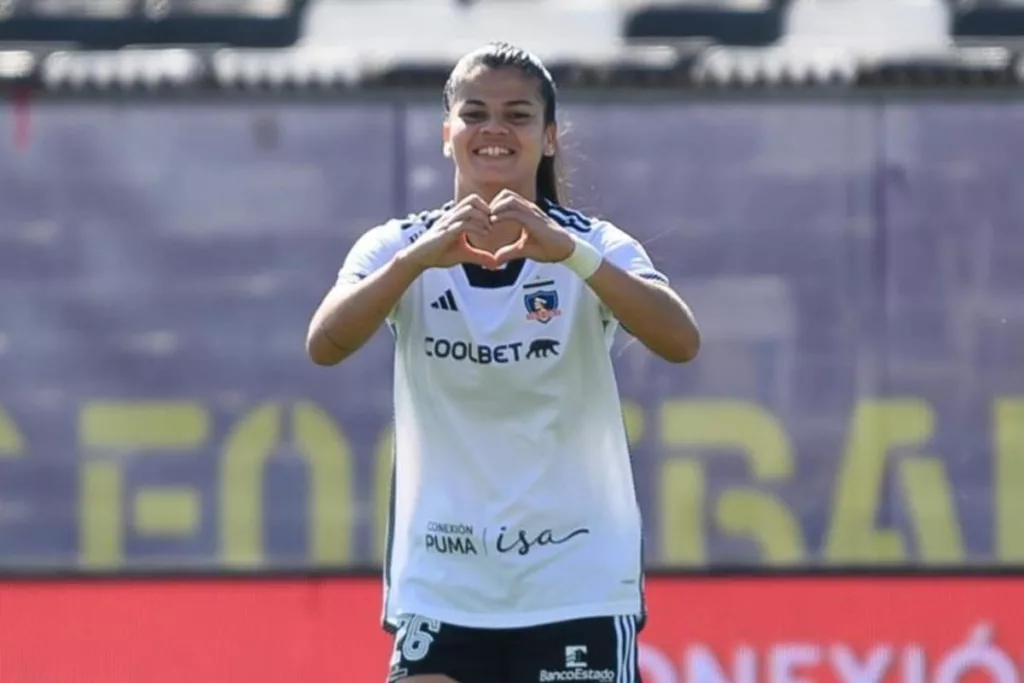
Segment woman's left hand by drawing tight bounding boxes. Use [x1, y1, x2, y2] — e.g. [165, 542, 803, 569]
[489, 190, 575, 265]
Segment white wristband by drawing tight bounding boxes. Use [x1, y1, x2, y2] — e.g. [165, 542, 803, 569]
[559, 234, 603, 280]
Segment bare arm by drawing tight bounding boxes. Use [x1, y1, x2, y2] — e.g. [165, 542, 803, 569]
[480, 192, 699, 364]
[306, 251, 424, 366]
[585, 263, 700, 363]
[306, 197, 494, 367]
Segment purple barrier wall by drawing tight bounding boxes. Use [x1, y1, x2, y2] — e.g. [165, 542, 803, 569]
[0, 99, 1021, 570]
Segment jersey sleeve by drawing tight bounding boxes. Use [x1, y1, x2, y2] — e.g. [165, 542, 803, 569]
[336, 221, 405, 285]
[595, 221, 669, 285]
[592, 222, 669, 324]
[335, 221, 408, 323]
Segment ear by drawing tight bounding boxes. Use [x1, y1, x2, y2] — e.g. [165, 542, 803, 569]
[442, 120, 452, 158]
[543, 123, 557, 157]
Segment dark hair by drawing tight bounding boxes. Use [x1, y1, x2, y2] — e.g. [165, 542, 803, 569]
[442, 42, 564, 205]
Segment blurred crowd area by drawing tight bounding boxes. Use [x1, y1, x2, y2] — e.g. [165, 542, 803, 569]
[3, 0, 1024, 52]
[2, 0, 1024, 89]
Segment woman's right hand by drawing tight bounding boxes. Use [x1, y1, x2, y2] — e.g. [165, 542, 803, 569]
[399, 195, 497, 270]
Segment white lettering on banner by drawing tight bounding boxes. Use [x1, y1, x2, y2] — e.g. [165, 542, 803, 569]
[771, 645, 818, 683]
[648, 622, 1022, 683]
[687, 645, 756, 683]
[830, 645, 891, 683]
[936, 624, 1018, 683]
[639, 643, 680, 683]
[903, 646, 926, 683]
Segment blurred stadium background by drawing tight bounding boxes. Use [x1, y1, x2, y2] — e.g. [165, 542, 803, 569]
[1, 0, 1024, 681]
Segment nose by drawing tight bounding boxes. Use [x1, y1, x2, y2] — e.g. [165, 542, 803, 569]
[479, 117, 510, 135]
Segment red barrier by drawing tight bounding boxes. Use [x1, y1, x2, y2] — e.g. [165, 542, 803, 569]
[1, 577, 1024, 683]
[0, 579, 391, 683]
[638, 578, 1024, 683]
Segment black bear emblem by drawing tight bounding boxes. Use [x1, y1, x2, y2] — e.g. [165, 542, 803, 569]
[526, 338, 560, 359]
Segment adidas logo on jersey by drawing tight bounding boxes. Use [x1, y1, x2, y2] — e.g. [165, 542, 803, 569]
[430, 290, 459, 312]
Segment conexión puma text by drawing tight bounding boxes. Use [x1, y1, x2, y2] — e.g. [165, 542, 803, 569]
[425, 521, 479, 555]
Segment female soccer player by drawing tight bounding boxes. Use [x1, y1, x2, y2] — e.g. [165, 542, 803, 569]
[307, 42, 700, 683]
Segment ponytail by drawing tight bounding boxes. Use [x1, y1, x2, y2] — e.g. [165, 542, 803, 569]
[536, 153, 562, 206]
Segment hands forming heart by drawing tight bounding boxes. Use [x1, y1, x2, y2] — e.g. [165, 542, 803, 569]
[402, 190, 576, 272]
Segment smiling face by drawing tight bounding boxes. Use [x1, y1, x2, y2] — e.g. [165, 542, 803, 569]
[443, 65, 557, 202]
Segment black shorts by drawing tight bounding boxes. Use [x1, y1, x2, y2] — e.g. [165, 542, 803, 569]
[387, 614, 642, 683]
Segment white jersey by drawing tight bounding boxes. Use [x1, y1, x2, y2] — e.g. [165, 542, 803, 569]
[336, 199, 668, 630]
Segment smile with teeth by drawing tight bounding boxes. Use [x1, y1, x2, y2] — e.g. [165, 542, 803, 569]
[475, 146, 514, 157]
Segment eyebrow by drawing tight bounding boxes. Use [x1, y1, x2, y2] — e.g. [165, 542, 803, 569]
[463, 99, 535, 107]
